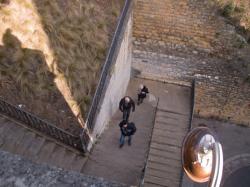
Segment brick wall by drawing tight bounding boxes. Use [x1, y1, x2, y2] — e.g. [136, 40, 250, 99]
[132, 0, 250, 125]
[133, 0, 241, 57]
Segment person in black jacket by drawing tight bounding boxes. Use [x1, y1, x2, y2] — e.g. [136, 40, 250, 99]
[137, 84, 149, 105]
[119, 96, 135, 122]
[119, 120, 136, 148]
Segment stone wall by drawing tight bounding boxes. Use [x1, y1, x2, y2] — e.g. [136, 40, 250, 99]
[133, 0, 243, 57]
[132, 0, 250, 125]
[91, 12, 133, 139]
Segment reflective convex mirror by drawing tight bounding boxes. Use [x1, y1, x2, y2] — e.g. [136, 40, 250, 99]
[182, 126, 223, 187]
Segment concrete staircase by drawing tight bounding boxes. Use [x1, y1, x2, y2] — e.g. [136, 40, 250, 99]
[143, 109, 190, 187]
[0, 116, 87, 172]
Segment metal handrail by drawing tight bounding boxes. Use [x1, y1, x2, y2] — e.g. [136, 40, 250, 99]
[0, 98, 87, 152]
[85, 0, 133, 131]
[188, 79, 196, 131]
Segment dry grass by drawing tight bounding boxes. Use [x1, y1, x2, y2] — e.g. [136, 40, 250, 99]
[0, 0, 124, 135]
[214, 0, 250, 41]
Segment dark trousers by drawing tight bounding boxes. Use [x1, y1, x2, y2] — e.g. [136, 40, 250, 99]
[138, 93, 146, 104]
[119, 134, 132, 146]
[122, 108, 131, 122]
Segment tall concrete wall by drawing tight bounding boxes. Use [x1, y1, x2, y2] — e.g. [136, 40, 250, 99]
[92, 13, 133, 138]
[132, 0, 250, 125]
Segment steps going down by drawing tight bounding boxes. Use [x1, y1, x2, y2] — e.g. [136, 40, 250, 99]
[0, 116, 87, 172]
[143, 109, 190, 187]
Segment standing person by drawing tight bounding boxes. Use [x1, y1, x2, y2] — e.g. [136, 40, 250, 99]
[119, 120, 137, 148]
[119, 96, 135, 122]
[137, 84, 149, 105]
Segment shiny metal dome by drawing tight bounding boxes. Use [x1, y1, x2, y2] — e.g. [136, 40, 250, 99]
[182, 127, 217, 183]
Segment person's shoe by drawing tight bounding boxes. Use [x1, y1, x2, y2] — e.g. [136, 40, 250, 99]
[119, 144, 124, 148]
[128, 141, 131, 146]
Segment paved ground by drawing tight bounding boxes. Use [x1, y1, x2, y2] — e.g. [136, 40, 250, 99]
[182, 117, 250, 187]
[83, 78, 192, 186]
[223, 166, 250, 187]
[82, 78, 158, 186]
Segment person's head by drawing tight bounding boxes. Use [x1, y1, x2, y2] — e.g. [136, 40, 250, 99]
[139, 84, 144, 90]
[121, 120, 128, 127]
[125, 96, 130, 103]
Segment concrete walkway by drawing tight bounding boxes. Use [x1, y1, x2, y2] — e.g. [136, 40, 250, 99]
[82, 78, 158, 186]
[82, 78, 192, 186]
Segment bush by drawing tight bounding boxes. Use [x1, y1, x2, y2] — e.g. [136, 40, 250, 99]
[222, 2, 235, 17]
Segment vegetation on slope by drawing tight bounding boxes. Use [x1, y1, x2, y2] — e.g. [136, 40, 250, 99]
[0, 0, 124, 135]
[215, 0, 250, 42]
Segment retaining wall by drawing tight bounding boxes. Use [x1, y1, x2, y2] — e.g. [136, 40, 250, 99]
[90, 4, 133, 139]
[132, 0, 250, 125]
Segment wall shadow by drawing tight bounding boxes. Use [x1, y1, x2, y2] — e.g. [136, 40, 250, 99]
[0, 29, 81, 135]
[30, 0, 123, 126]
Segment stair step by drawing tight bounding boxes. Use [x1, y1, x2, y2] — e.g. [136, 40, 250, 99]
[144, 182, 164, 187]
[36, 140, 56, 164]
[14, 130, 36, 155]
[156, 115, 189, 125]
[154, 122, 188, 133]
[70, 154, 87, 172]
[150, 142, 181, 155]
[151, 133, 183, 146]
[24, 135, 46, 159]
[0, 121, 14, 144]
[148, 154, 181, 168]
[155, 118, 188, 129]
[149, 147, 181, 162]
[153, 128, 186, 139]
[0, 116, 86, 173]
[144, 174, 179, 187]
[152, 129, 185, 143]
[47, 146, 66, 168]
[58, 150, 78, 170]
[0, 116, 8, 123]
[145, 168, 180, 184]
[156, 110, 189, 120]
[1, 123, 27, 152]
[147, 161, 181, 177]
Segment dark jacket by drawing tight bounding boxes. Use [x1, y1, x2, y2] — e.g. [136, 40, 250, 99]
[119, 121, 136, 136]
[140, 86, 149, 95]
[119, 96, 135, 112]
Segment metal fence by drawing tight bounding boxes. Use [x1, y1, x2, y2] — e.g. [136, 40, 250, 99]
[85, 0, 133, 131]
[0, 99, 87, 152]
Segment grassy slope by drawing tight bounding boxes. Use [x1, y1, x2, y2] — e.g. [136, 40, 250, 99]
[0, 0, 124, 135]
[214, 0, 250, 40]
[212, 0, 250, 79]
